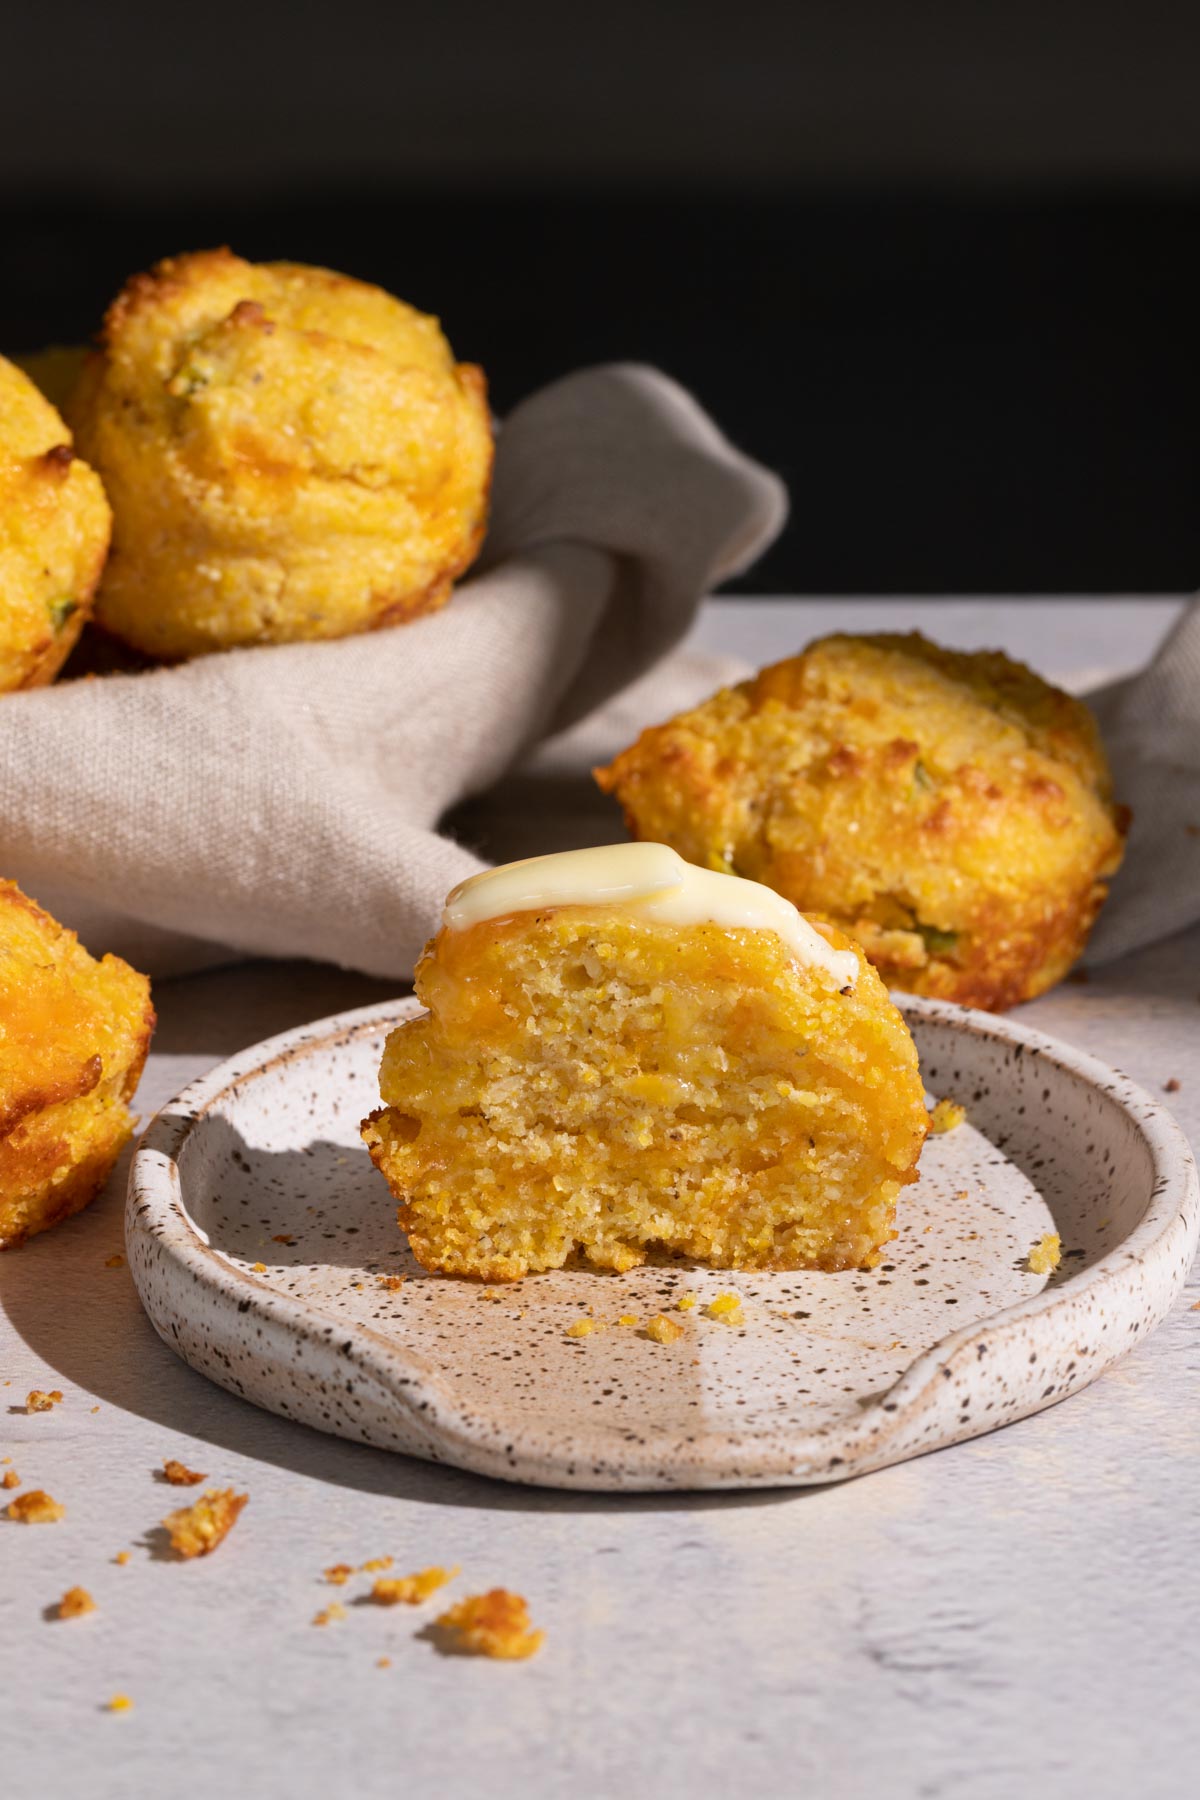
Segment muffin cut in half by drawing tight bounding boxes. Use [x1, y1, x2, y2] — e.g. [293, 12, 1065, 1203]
[596, 632, 1128, 1010]
[0, 881, 155, 1248]
[362, 845, 927, 1280]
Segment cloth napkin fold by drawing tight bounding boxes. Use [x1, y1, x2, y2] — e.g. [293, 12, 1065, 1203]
[0, 365, 787, 978]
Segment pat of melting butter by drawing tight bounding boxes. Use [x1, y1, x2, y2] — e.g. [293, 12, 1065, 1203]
[443, 843, 858, 989]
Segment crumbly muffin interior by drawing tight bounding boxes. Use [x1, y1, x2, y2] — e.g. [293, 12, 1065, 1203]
[362, 909, 926, 1280]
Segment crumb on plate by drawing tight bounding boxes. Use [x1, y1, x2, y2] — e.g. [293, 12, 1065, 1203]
[361, 1555, 393, 1573]
[376, 1656, 391, 1669]
[162, 1488, 247, 1557]
[57, 1585, 96, 1619]
[927, 1098, 966, 1133]
[161, 1458, 207, 1486]
[8, 1489, 65, 1523]
[644, 1313, 684, 1344]
[114, 1550, 131, 1566]
[565, 1318, 599, 1338]
[2, 1470, 18, 1489]
[677, 1294, 697, 1311]
[251, 1261, 266, 1273]
[1028, 1232, 1062, 1275]
[433, 1588, 544, 1659]
[372, 1565, 459, 1605]
[106, 1694, 133, 1713]
[378, 1275, 406, 1291]
[705, 1292, 744, 1324]
[323, 1562, 354, 1586]
[1164, 1077, 1181, 1093]
[25, 1389, 63, 1412]
[616, 1314, 639, 1328]
[313, 1603, 346, 1626]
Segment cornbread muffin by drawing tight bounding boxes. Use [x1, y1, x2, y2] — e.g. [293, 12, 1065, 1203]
[69, 248, 492, 658]
[0, 354, 111, 692]
[597, 633, 1127, 1010]
[362, 845, 927, 1279]
[0, 881, 155, 1248]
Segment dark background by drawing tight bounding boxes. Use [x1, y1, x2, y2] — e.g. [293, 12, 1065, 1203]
[4, 2, 1199, 594]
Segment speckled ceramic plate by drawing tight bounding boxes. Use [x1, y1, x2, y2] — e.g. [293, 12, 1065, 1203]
[127, 997, 1198, 1491]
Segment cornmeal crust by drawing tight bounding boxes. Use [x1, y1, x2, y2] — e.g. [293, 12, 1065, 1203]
[0, 882, 154, 1248]
[0, 355, 110, 693]
[362, 908, 926, 1280]
[69, 248, 492, 658]
[596, 632, 1127, 1010]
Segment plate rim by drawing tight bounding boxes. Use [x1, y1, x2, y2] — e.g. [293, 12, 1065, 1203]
[127, 994, 1200, 1490]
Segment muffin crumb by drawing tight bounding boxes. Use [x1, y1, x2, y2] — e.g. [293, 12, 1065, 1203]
[645, 1313, 684, 1344]
[433, 1588, 544, 1659]
[565, 1318, 599, 1338]
[677, 1294, 697, 1311]
[8, 1489, 65, 1523]
[705, 1292, 744, 1324]
[323, 1563, 354, 1586]
[161, 1458, 207, 1486]
[162, 1488, 247, 1558]
[106, 1694, 133, 1713]
[57, 1585, 96, 1619]
[2, 1470, 19, 1489]
[927, 1098, 966, 1134]
[372, 1565, 459, 1605]
[25, 1389, 63, 1413]
[313, 1603, 347, 1626]
[104, 1253, 125, 1268]
[1027, 1232, 1062, 1275]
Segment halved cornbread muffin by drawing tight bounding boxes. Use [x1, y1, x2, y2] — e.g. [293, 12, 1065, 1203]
[0, 881, 155, 1248]
[362, 845, 927, 1280]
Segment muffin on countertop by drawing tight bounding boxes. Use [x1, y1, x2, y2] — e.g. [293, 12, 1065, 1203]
[596, 633, 1127, 1010]
[0, 882, 154, 1248]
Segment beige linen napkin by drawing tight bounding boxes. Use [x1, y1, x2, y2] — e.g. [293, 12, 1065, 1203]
[0, 365, 786, 978]
[1084, 597, 1200, 965]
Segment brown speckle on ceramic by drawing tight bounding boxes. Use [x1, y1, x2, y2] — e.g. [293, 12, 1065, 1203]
[126, 998, 1200, 1491]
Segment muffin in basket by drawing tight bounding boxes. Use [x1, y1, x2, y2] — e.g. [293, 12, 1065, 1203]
[596, 633, 1127, 1011]
[68, 248, 493, 658]
[362, 844, 927, 1280]
[0, 354, 111, 693]
[0, 882, 155, 1248]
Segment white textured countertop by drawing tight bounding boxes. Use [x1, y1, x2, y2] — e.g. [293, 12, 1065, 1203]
[3, 597, 1197, 1800]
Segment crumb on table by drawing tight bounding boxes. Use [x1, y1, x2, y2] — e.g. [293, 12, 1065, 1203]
[644, 1313, 684, 1344]
[372, 1565, 459, 1605]
[313, 1603, 347, 1626]
[114, 1550, 131, 1566]
[272, 1234, 296, 1245]
[104, 1254, 124, 1268]
[433, 1588, 544, 1659]
[360, 1555, 393, 1573]
[1028, 1232, 1062, 1275]
[57, 1586, 96, 1619]
[162, 1488, 248, 1558]
[927, 1098, 966, 1133]
[376, 1656, 392, 1668]
[106, 1695, 133, 1713]
[25, 1389, 63, 1413]
[323, 1562, 355, 1586]
[161, 1458, 207, 1486]
[251, 1261, 266, 1273]
[7, 1489, 65, 1523]
[378, 1275, 406, 1291]
[1164, 1077, 1181, 1094]
[2, 1470, 19, 1489]
[705, 1292, 744, 1324]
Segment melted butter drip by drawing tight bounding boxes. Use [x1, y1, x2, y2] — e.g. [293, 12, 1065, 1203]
[443, 843, 858, 989]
